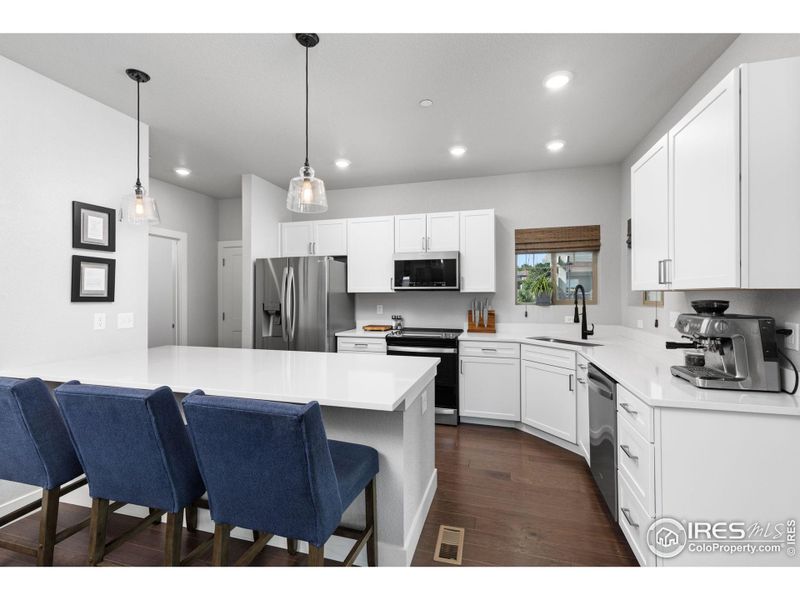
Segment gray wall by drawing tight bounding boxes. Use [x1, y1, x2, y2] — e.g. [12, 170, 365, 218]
[619, 33, 800, 363]
[149, 179, 219, 347]
[218, 197, 242, 241]
[297, 166, 622, 329]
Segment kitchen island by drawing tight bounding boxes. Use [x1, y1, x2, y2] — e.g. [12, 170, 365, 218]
[5, 345, 440, 566]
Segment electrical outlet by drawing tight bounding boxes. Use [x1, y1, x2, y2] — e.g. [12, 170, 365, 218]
[784, 322, 800, 352]
[669, 311, 681, 328]
[93, 313, 106, 330]
[117, 313, 134, 329]
[636, 319, 644, 329]
[376, 304, 383, 315]
[564, 315, 573, 324]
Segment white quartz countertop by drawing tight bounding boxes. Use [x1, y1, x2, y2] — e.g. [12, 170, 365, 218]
[335, 329, 393, 338]
[460, 325, 800, 417]
[4, 345, 439, 412]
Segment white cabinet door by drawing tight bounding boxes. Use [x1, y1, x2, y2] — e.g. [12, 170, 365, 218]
[280, 221, 314, 257]
[313, 219, 347, 256]
[631, 134, 670, 291]
[394, 213, 427, 253]
[576, 357, 590, 465]
[521, 359, 577, 443]
[459, 356, 520, 421]
[459, 209, 495, 293]
[347, 216, 395, 293]
[426, 212, 460, 252]
[669, 69, 740, 289]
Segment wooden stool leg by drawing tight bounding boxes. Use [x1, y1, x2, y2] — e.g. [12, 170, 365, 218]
[212, 524, 231, 566]
[287, 538, 298, 555]
[149, 507, 162, 526]
[308, 543, 325, 566]
[87, 498, 109, 566]
[164, 509, 184, 566]
[365, 479, 378, 567]
[186, 505, 198, 533]
[36, 488, 60, 566]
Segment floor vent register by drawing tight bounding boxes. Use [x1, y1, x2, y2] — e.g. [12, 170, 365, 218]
[433, 525, 465, 565]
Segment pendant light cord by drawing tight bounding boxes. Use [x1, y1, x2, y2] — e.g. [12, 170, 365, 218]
[136, 79, 141, 187]
[304, 46, 309, 167]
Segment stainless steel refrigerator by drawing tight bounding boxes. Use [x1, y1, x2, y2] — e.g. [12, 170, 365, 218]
[254, 256, 354, 352]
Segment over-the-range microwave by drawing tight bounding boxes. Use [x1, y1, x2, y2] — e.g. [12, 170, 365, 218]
[392, 251, 460, 290]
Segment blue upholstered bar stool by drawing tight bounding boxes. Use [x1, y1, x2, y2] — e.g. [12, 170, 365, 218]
[54, 382, 211, 566]
[0, 377, 89, 566]
[183, 392, 379, 567]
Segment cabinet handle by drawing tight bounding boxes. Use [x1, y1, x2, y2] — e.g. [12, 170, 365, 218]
[620, 444, 639, 461]
[664, 259, 672, 285]
[569, 374, 574, 391]
[312, 241, 316, 254]
[354, 343, 368, 348]
[619, 402, 639, 416]
[427, 236, 431, 251]
[460, 360, 463, 375]
[390, 276, 393, 290]
[481, 348, 497, 352]
[422, 236, 426, 251]
[621, 507, 640, 529]
[657, 260, 663, 285]
[308, 242, 313, 255]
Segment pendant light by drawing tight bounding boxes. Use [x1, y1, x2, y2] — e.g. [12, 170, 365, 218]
[121, 68, 160, 224]
[286, 33, 327, 214]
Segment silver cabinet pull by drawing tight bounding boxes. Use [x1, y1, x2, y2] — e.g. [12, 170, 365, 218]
[619, 402, 639, 416]
[422, 236, 426, 251]
[354, 343, 368, 348]
[481, 348, 498, 352]
[657, 259, 664, 284]
[569, 374, 574, 391]
[621, 507, 639, 529]
[620, 444, 639, 461]
[664, 258, 672, 285]
[460, 360, 463, 375]
[427, 236, 431, 251]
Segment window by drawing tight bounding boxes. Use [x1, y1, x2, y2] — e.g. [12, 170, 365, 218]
[515, 226, 600, 305]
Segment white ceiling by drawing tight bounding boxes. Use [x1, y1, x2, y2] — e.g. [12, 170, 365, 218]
[0, 33, 737, 199]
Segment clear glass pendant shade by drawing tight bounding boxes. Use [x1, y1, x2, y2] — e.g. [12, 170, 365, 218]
[286, 165, 328, 213]
[122, 184, 160, 224]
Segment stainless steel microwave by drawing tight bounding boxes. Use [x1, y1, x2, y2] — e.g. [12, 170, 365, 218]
[393, 251, 460, 290]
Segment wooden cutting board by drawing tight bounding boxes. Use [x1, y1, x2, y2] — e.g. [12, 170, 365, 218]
[362, 325, 393, 332]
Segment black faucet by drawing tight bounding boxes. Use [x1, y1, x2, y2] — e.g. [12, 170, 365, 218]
[573, 284, 595, 340]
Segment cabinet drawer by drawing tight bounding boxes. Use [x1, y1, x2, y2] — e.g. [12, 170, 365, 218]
[459, 341, 520, 358]
[521, 344, 575, 369]
[618, 472, 657, 567]
[337, 337, 387, 354]
[617, 385, 654, 442]
[618, 416, 655, 516]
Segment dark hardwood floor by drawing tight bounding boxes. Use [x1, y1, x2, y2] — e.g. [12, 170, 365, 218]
[0, 424, 635, 567]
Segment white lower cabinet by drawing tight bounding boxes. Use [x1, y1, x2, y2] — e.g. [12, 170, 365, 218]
[618, 472, 657, 567]
[459, 355, 520, 421]
[521, 359, 577, 443]
[576, 356, 590, 465]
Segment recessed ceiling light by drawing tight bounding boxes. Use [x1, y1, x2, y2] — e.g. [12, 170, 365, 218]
[174, 167, 191, 176]
[543, 71, 573, 90]
[335, 158, 351, 169]
[449, 145, 467, 157]
[546, 139, 566, 153]
[419, 99, 434, 108]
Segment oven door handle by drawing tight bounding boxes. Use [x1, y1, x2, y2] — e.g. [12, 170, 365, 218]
[388, 346, 457, 354]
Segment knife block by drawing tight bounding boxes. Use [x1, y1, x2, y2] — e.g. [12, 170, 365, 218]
[467, 309, 496, 333]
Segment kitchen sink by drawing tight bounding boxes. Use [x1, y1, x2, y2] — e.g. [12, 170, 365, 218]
[526, 336, 603, 347]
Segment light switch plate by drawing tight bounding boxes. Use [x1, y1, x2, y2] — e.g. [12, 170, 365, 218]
[93, 313, 106, 330]
[117, 313, 134, 329]
[784, 322, 800, 352]
[377, 304, 383, 315]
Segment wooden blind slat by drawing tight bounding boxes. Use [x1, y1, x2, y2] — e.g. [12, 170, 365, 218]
[515, 225, 600, 253]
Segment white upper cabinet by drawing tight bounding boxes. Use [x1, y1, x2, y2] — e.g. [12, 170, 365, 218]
[394, 211, 459, 253]
[425, 212, 460, 252]
[741, 56, 800, 288]
[279, 219, 347, 257]
[459, 209, 496, 293]
[347, 216, 395, 293]
[279, 221, 314, 257]
[630, 134, 670, 291]
[669, 69, 740, 289]
[394, 214, 427, 253]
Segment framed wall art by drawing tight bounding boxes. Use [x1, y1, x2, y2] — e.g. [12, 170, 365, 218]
[71, 255, 116, 302]
[72, 201, 116, 252]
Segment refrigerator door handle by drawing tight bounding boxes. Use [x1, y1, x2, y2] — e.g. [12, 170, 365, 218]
[289, 266, 297, 342]
[280, 267, 289, 342]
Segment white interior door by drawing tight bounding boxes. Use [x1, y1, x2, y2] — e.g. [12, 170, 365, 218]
[218, 242, 243, 347]
[148, 235, 178, 347]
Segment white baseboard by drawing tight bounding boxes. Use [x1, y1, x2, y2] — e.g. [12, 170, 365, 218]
[401, 468, 438, 565]
[0, 488, 41, 523]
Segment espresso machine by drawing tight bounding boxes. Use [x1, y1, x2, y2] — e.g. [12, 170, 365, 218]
[666, 300, 782, 392]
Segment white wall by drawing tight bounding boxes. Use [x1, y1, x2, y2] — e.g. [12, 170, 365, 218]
[620, 34, 800, 362]
[241, 174, 289, 347]
[149, 179, 219, 347]
[296, 166, 622, 329]
[0, 56, 149, 507]
[218, 197, 242, 241]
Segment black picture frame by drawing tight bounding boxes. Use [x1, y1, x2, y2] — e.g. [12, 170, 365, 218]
[72, 201, 116, 252]
[71, 255, 116, 302]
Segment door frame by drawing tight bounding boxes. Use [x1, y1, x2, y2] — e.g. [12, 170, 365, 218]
[149, 227, 189, 346]
[217, 240, 243, 347]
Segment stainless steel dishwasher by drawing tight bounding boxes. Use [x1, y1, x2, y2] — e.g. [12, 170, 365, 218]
[588, 363, 618, 521]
